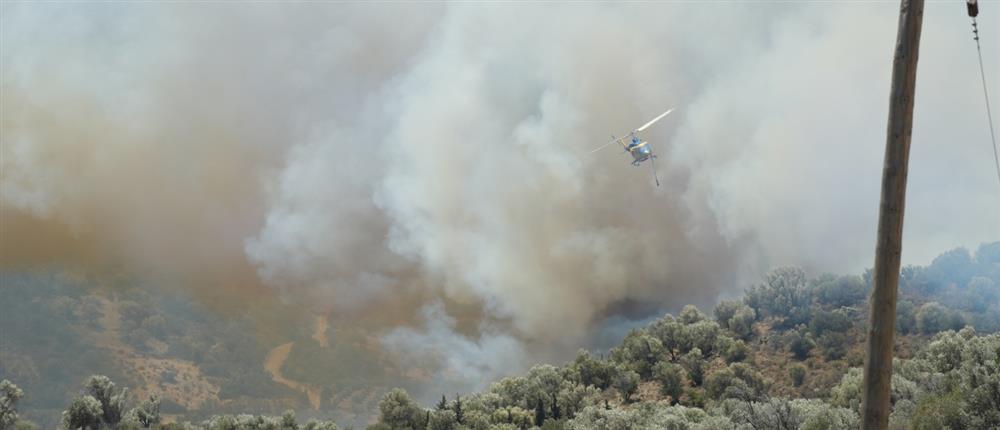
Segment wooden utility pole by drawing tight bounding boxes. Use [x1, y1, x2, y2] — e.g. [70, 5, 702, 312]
[860, 0, 924, 429]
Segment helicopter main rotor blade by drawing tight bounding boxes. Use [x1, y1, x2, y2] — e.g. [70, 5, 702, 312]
[590, 136, 624, 153]
[590, 140, 615, 153]
[636, 108, 674, 132]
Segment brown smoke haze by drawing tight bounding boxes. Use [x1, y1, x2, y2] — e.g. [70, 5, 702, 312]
[3, 2, 998, 393]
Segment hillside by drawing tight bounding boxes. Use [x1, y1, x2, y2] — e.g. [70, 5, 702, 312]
[0, 274, 405, 429]
[2, 242, 999, 430]
[357, 242, 1000, 430]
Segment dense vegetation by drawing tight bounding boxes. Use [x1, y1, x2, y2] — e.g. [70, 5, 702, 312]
[360, 242, 1000, 430]
[2, 242, 998, 430]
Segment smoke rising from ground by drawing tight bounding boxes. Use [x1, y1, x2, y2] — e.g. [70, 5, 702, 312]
[3, 3, 998, 394]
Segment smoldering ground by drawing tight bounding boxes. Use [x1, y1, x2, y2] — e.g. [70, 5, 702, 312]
[3, 2, 998, 402]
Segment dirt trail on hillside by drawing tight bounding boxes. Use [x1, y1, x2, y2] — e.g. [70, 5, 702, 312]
[95, 299, 127, 353]
[94, 297, 220, 410]
[312, 314, 329, 348]
[264, 342, 321, 410]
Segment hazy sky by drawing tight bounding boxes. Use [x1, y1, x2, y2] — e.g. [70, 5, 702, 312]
[3, 2, 998, 391]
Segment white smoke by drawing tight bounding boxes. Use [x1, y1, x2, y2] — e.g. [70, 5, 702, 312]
[4, 1, 999, 396]
[381, 302, 528, 395]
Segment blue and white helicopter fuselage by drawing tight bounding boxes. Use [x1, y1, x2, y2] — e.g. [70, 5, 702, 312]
[624, 135, 654, 166]
[591, 108, 674, 186]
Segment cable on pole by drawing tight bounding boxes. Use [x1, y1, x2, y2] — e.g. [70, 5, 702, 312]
[968, 0, 1000, 189]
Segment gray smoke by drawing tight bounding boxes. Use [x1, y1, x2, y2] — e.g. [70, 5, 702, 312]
[4, 2, 998, 394]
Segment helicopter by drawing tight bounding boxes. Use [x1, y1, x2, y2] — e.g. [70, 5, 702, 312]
[591, 108, 674, 186]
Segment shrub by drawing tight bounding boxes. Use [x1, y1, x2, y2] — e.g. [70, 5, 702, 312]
[789, 365, 807, 387]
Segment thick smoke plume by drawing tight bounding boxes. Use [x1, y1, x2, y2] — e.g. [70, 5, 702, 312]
[3, 3, 998, 392]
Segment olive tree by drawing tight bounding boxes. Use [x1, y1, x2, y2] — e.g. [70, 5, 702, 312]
[915, 302, 963, 334]
[611, 368, 639, 404]
[378, 388, 424, 430]
[680, 349, 705, 386]
[63, 396, 102, 430]
[123, 395, 160, 428]
[84, 376, 127, 428]
[744, 267, 812, 328]
[302, 419, 339, 430]
[651, 362, 685, 404]
[609, 329, 663, 379]
[679, 305, 706, 325]
[715, 301, 756, 339]
[647, 316, 686, 361]
[1, 380, 23, 430]
[571, 351, 615, 390]
[427, 409, 457, 430]
[705, 364, 766, 402]
[684, 321, 721, 357]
